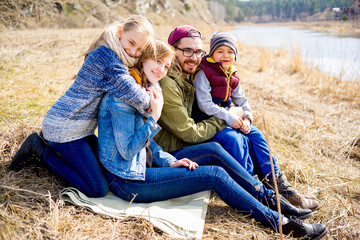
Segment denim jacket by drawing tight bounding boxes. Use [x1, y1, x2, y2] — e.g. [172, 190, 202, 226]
[98, 93, 176, 181]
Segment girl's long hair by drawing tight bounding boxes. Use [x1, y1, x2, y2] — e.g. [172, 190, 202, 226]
[84, 15, 154, 67]
[135, 40, 175, 87]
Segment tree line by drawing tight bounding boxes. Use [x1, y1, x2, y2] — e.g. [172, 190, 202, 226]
[208, 0, 354, 22]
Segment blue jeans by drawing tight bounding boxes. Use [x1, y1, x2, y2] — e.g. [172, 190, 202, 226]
[42, 135, 109, 197]
[212, 126, 280, 178]
[106, 142, 281, 230]
[171, 142, 275, 201]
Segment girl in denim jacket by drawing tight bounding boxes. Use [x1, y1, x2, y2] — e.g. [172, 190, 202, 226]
[98, 40, 198, 179]
[10, 16, 155, 197]
[97, 40, 327, 239]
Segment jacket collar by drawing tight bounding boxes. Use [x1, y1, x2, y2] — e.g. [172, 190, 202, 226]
[163, 69, 195, 102]
[167, 68, 195, 90]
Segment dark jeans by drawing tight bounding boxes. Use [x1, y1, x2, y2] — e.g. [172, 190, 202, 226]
[106, 142, 281, 230]
[42, 135, 109, 197]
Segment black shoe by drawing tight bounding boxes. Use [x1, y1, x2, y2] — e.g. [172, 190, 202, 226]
[268, 195, 313, 220]
[9, 132, 46, 171]
[282, 216, 327, 239]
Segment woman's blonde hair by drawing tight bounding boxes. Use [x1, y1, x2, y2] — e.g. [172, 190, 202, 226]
[135, 40, 175, 87]
[84, 15, 154, 63]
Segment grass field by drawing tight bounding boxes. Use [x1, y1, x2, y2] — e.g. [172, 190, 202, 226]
[1, 25, 360, 239]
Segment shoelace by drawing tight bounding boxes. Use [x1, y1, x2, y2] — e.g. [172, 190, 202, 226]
[288, 216, 304, 228]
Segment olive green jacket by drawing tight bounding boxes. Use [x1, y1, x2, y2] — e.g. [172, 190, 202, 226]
[154, 69, 227, 152]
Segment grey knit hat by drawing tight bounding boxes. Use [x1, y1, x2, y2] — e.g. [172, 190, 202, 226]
[209, 31, 238, 60]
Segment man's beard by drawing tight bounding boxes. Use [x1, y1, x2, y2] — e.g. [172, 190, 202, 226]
[179, 58, 200, 75]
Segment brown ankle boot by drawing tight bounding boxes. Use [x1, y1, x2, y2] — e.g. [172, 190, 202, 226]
[301, 194, 317, 200]
[265, 172, 319, 211]
[287, 194, 319, 211]
[265, 171, 297, 196]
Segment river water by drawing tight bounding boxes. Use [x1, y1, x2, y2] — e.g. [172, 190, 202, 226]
[232, 26, 360, 81]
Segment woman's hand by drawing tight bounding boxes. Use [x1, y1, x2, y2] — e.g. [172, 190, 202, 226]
[148, 88, 163, 122]
[169, 158, 199, 170]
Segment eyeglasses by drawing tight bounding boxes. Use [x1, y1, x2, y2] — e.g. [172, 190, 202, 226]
[175, 47, 206, 58]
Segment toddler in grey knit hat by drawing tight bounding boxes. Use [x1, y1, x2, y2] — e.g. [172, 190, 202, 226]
[209, 31, 238, 60]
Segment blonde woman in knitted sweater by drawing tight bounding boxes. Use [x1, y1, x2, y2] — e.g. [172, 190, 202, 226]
[10, 16, 154, 197]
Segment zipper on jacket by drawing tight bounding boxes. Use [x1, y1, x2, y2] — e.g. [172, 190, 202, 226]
[220, 66, 231, 101]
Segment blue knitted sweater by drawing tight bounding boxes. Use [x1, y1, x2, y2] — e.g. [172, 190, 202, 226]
[42, 46, 150, 143]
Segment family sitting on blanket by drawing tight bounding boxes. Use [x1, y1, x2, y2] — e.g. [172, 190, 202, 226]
[9, 15, 327, 239]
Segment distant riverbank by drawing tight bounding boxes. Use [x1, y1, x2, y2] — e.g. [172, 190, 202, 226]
[232, 25, 360, 81]
[239, 21, 360, 37]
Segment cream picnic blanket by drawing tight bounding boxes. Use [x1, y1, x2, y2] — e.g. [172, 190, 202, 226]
[59, 188, 210, 239]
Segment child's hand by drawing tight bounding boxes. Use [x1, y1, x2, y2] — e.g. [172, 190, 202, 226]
[230, 117, 244, 129]
[147, 87, 158, 99]
[146, 87, 161, 113]
[239, 118, 251, 134]
[169, 158, 199, 170]
[146, 90, 152, 113]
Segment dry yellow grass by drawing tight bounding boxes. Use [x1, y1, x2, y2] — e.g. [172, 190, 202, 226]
[1, 25, 360, 239]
